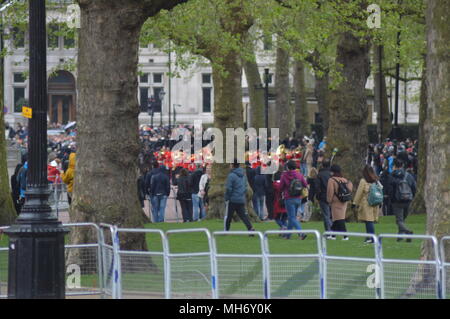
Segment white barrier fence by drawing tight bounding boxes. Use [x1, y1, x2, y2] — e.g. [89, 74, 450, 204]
[0, 224, 449, 299]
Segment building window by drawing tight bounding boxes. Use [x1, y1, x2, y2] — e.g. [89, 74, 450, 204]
[14, 73, 25, 83]
[11, 27, 25, 48]
[202, 87, 212, 113]
[153, 73, 163, 84]
[48, 24, 60, 49]
[153, 87, 163, 112]
[139, 87, 149, 112]
[202, 73, 211, 84]
[140, 73, 149, 83]
[14, 87, 26, 113]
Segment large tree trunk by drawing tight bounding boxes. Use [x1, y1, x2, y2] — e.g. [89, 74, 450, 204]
[243, 54, 265, 130]
[409, 62, 427, 215]
[314, 71, 330, 137]
[72, 0, 185, 251]
[405, 0, 450, 297]
[0, 33, 16, 225]
[293, 60, 310, 138]
[207, 52, 250, 219]
[374, 45, 392, 140]
[0, 112, 16, 226]
[275, 47, 293, 139]
[327, 32, 371, 220]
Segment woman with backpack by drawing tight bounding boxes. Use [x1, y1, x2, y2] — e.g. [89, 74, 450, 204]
[353, 165, 382, 243]
[280, 160, 308, 240]
[326, 165, 353, 239]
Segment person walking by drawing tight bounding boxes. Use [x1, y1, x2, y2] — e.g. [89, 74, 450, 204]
[389, 159, 416, 241]
[149, 166, 171, 223]
[315, 159, 332, 232]
[61, 152, 76, 206]
[198, 165, 211, 218]
[280, 160, 308, 240]
[253, 166, 268, 221]
[327, 164, 353, 240]
[224, 160, 255, 232]
[272, 165, 287, 230]
[190, 165, 205, 221]
[353, 165, 382, 243]
[175, 168, 193, 222]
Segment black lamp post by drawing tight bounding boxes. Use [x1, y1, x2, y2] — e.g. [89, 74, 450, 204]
[5, 0, 68, 299]
[159, 89, 166, 128]
[264, 68, 270, 129]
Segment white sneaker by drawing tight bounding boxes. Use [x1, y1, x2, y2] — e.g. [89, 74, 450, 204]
[326, 236, 336, 240]
[342, 237, 349, 241]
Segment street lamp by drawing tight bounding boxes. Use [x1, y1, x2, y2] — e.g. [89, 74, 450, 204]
[159, 89, 166, 127]
[5, 0, 68, 299]
[264, 68, 270, 129]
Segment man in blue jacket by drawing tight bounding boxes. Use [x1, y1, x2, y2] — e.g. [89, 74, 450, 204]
[224, 160, 255, 232]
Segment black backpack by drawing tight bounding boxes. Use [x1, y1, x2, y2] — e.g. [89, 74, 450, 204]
[288, 178, 304, 197]
[332, 178, 352, 203]
[394, 174, 413, 202]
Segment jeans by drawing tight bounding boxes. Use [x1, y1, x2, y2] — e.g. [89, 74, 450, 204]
[300, 163, 308, 177]
[192, 193, 205, 221]
[365, 221, 375, 234]
[285, 198, 303, 238]
[254, 195, 265, 220]
[151, 195, 167, 223]
[392, 202, 412, 233]
[275, 214, 287, 229]
[179, 199, 193, 222]
[319, 200, 332, 231]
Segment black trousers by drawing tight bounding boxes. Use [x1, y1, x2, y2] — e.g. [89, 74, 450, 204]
[179, 199, 193, 222]
[225, 202, 253, 231]
[331, 219, 347, 232]
[265, 193, 274, 220]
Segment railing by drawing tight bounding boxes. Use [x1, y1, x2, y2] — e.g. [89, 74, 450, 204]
[0, 224, 449, 299]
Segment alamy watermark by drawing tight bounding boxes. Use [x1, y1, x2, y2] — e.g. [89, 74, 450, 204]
[170, 120, 280, 174]
[367, 4, 381, 29]
[66, 264, 81, 289]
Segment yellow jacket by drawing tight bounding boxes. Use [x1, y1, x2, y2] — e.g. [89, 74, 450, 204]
[61, 153, 76, 193]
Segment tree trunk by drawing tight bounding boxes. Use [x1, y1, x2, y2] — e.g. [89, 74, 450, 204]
[71, 0, 184, 251]
[275, 47, 293, 139]
[406, 1, 450, 296]
[0, 112, 16, 226]
[293, 60, 310, 138]
[409, 62, 427, 215]
[243, 54, 265, 130]
[207, 52, 246, 219]
[327, 32, 371, 220]
[423, 0, 450, 261]
[314, 71, 330, 137]
[0, 29, 16, 224]
[374, 45, 392, 140]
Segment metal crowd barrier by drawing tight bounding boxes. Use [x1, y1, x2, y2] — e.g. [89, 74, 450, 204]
[48, 180, 70, 217]
[99, 223, 120, 299]
[212, 231, 266, 299]
[379, 234, 441, 299]
[63, 223, 104, 298]
[264, 230, 323, 299]
[1, 223, 449, 299]
[322, 232, 381, 299]
[114, 228, 167, 299]
[166, 229, 215, 299]
[441, 236, 450, 299]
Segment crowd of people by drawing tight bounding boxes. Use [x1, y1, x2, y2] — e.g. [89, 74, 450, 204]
[6, 121, 419, 242]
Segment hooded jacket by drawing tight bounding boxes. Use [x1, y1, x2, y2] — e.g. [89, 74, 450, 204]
[225, 167, 247, 204]
[61, 153, 76, 193]
[390, 168, 416, 203]
[279, 170, 308, 199]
